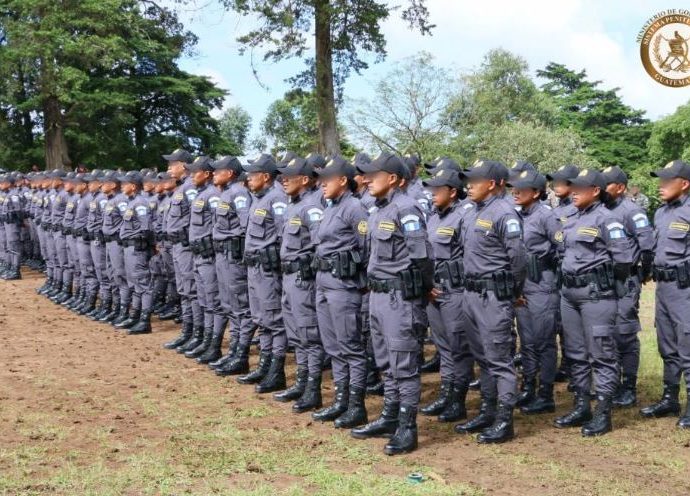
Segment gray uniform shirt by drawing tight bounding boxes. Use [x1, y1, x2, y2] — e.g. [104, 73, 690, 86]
[280, 189, 323, 262]
[189, 184, 221, 242]
[212, 181, 251, 241]
[606, 196, 654, 264]
[244, 183, 288, 253]
[120, 193, 153, 240]
[653, 194, 690, 267]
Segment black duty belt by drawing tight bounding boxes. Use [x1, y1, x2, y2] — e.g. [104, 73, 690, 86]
[368, 277, 403, 293]
[281, 260, 301, 274]
[653, 266, 677, 282]
[561, 271, 598, 288]
[168, 229, 189, 246]
[103, 234, 119, 243]
[464, 277, 497, 293]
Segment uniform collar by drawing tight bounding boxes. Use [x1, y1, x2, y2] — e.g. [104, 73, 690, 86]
[331, 190, 351, 205]
[374, 188, 400, 208]
[558, 196, 572, 207]
[668, 194, 689, 208]
[437, 200, 457, 218]
[474, 193, 498, 210]
[253, 182, 273, 199]
[520, 201, 539, 217]
[578, 200, 600, 215]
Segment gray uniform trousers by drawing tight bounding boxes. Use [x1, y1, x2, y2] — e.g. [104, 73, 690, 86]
[171, 242, 201, 326]
[4, 223, 21, 269]
[66, 234, 80, 288]
[215, 251, 254, 345]
[369, 290, 423, 407]
[427, 288, 473, 386]
[560, 286, 619, 397]
[192, 254, 220, 330]
[463, 289, 518, 407]
[316, 282, 367, 388]
[37, 226, 49, 273]
[44, 228, 56, 279]
[283, 273, 323, 375]
[614, 275, 642, 376]
[160, 241, 177, 302]
[654, 281, 690, 385]
[514, 271, 559, 385]
[123, 246, 153, 312]
[77, 238, 98, 296]
[90, 239, 110, 303]
[55, 232, 71, 287]
[247, 264, 287, 358]
[0, 224, 6, 266]
[149, 253, 166, 300]
[105, 240, 129, 306]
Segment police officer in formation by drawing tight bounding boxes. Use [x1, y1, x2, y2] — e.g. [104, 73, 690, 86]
[5, 153, 690, 457]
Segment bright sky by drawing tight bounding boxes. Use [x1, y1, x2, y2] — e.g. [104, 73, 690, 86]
[173, 0, 690, 142]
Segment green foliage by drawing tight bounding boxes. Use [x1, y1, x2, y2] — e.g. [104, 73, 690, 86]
[0, 0, 227, 169]
[647, 101, 690, 165]
[217, 105, 253, 156]
[537, 62, 651, 171]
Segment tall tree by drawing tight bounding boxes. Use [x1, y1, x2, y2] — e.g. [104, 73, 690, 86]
[537, 62, 651, 171]
[647, 100, 690, 165]
[220, 0, 434, 155]
[345, 52, 455, 159]
[217, 105, 253, 156]
[0, 0, 226, 169]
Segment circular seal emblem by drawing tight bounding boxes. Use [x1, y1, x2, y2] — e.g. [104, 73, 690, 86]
[639, 10, 690, 87]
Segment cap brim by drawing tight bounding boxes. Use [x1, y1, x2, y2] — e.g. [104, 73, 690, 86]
[506, 179, 537, 189]
[276, 166, 302, 176]
[422, 177, 450, 187]
[650, 168, 678, 179]
[355, 162, 381, 174]
[566, 177, 597, 187]
[242, 164, 268, 173]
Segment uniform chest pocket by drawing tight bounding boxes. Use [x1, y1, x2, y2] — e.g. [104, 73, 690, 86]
[284, 223, 304, 249]
[214, 206, 229, 227]
[574, 234, 597, 260]
[248, 214, 266, 238]
[665, 228, 688, 257]
[169, 199, 184, 218]
[191, 205, 205, 226]
[431, 232, 453, 260]
[472, 227, 498, 249]
[373, 228, 395, 260]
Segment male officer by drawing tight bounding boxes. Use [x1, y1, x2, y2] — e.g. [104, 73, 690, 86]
[209, 156, 254, 375]
[641, 160, 690, 429]
[50, 171, 73, 303]
[163, 148, 204, 353]
[351, 152, 432, 456]
[116, 171, 156, 334]
[156, 173, 181, 322]
[1, 174, 25, 280]
[186, 156, 224, 362]
[602, 166, 654, 407]
[239, 153, 289, 392]
[84, 171, 112, 320]
[455, 160, 527, 444]
[61, 174, 82, 308]
[276, 157, 326, 406]
[70, 174, 99, 314]
[37, 171, 62, 295]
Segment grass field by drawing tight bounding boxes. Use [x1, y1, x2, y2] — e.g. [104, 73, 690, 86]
[0, 274, 688, 496]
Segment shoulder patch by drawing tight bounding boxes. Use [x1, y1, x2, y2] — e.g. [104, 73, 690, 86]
[417, 198, 430, 211]
[272, 201, 287, 215]
[99, 199, 108, 210]
[505, 218, 521, 234]
[233, 195, 248, 209]
[606, 222, 626, 239]
[463, 203, 473, 210]
[632, 212, 649, 228]
[357, 220, 368, 235]
[401, 214, 422, 232]
[307, 207, 323, 222]
[135, 205, 148, 216]
[185, 189, 198, 201]
[117, 202, 128, 213]
[208, 196, 221, 209]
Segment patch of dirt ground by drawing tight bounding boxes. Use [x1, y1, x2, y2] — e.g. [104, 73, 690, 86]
[0, 271, 689, 495]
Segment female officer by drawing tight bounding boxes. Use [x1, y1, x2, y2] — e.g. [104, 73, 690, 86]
[509, 170, 561, 414]
[555, 169, 633, 437]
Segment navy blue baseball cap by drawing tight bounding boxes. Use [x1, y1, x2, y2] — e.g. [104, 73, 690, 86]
[212, 156, 243, 174]
[460, 159, 508, 182]
[185, 156, 214, 173]
[507, 170, 547, 190]
[316, 155, 356, 180]
[356, 152, 407, 177]
[650, 160, 690, 180]
[546, 164, 580, 182]
[243, 153, 278, 174]
[163, 148, 193, 163]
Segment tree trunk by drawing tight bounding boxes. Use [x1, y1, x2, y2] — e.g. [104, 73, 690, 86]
[43, 95, 71, 170]
[314, 0, 340, 155]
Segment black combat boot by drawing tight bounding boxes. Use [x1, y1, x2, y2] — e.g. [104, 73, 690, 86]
[37, 278, 52, 295]
[78, 293, 97, 316]
[383, 405, 418, 455]
[158, 304, 179, 320]
[87, 297, 108, 319]
[613, 374, 637, 408]
[196, 329, 224, 364]
[52, 283, 72, 303]
[177, 326, 204, 354]
[678, 389, 690, 429]
[640, 383, 681, 418]
[209, 335, 239, 369]
[420, 351, 440, 374]
[110, 304, 130, 326]
[256, 355, 287, 393]
[46, 280, 62, 298]
[115, 308, 140, 330]
[334, 386, 368, 428]
[351, 399, 400, 439]
[520, 382, 555, 414]
[185, 327, 213, 358]
[365, 354, 384, 396]
[516, 375, 536, 407]
[163, 322, 194, 350]
[554, 390, 592, 428]
[582, 394, 613, 437]
[312, 380, 349, 422]
[73, 289, 90, 313]
[477, 402, 514, 444]
[293, 373, 323, 413]
[454, 397, 497, 434]
[438, 383, 468, 422]
[273, 366, 308, 402]
[237, 351, 272, 384]
[4, 268, 21, 280]
[216, 344, 250, 376]
[63, 286, 81, 308]
[420, 380, 451, 416]
[127, 310, 152, 335]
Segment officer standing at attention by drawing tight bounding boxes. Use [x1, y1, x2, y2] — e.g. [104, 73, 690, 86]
[239, 154, 289, 392]
[116, 171, 156, 334]
[508, 170, 561, 415]
[71, 173, 98, 314]
[1, 174, 25, 280]
[602, 166, 654, 408]
[209, 157, 255, 376]
[555, 169, 633, 437]
[50, 172, 73, 303]
[353, 152, 432, 456]
[420, 167, 474, 423]
[455, 160, 526, 444]
[311, 156, 369, 421]
[546, 164, 580, 383]
[186, 156, 224, 363]
[641, 160, 690, 429]
[164, 149, 204, 354]
[275, 157, 325, 408]
[85, 170, 111, 320]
